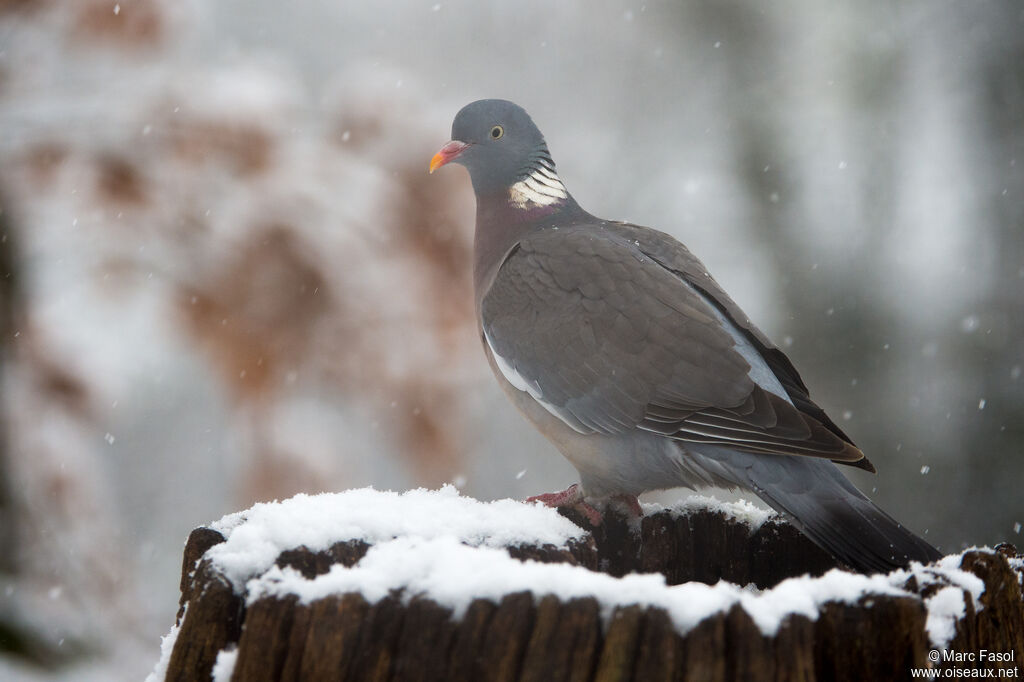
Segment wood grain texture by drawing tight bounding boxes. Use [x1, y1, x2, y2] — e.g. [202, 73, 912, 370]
[163, 507, 1024, 682]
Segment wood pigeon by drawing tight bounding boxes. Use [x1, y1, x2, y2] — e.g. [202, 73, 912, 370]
[430, 99, 941, 573]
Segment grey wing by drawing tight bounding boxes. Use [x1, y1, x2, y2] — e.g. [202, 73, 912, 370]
[606, 221, 872, 470]
[481, 225, 865, 464]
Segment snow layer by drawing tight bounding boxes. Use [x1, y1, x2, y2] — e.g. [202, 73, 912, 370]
[654, 494, 777, 529]
[143, 616, 182, 682]
[922, 552, 986, 647]
[924, 586, 968, 649]
[211, 647, 238, 682]
[201, 488, 985, 647]
[247, 533, 984, 644]
[207, 486, 588, 589]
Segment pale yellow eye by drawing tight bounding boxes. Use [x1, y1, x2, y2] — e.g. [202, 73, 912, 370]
[490, 125, 504, 139]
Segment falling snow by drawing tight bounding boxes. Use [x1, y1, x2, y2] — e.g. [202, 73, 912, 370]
[2, 3, 1021, 681]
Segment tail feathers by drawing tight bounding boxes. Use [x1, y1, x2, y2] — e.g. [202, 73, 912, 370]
[753, 474, 943, 574]
[690, 445, 942, 573]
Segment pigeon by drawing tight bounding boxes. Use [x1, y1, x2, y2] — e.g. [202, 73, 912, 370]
[430, 99, 941, 573]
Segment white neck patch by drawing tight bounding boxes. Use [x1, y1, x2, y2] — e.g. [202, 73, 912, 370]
[509, 164, 568, 209]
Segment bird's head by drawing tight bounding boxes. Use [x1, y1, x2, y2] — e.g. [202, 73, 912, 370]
[430, 99, 569, 208]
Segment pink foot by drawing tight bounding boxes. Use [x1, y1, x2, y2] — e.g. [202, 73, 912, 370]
[527, 484, 604, 526]
[611, 494, 643, 518]
[527, 483, 583, 506]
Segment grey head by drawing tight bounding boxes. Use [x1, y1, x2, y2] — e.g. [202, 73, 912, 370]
[431, 99, 571, 209]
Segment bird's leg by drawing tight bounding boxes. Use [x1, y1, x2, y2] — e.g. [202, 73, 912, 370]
[610, 493, 643, 519]
[526, 483, 604, 526]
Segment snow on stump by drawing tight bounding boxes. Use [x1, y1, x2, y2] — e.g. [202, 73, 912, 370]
[150, 487, 1024, 682]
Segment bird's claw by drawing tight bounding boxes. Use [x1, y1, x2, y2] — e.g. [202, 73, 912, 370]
[527, 483, 604, 525]
[527, 484, 642, 527]
[526, 482, 584, 506]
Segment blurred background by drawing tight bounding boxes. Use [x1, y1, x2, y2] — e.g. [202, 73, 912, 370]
[0, 0, 1020, 679]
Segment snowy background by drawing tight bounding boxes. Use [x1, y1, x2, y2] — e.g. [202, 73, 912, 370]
[0, 0, 1021, 679]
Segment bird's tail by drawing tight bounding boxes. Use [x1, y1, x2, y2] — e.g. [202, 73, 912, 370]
[688, 445, 943, 573]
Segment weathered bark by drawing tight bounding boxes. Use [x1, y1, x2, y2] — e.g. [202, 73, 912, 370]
[163, 506, 1024, 682]
[166, 528, 242, 682]
[563, 506, 836, 588]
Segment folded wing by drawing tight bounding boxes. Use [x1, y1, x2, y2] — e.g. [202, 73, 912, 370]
[481, 223, 866, 466]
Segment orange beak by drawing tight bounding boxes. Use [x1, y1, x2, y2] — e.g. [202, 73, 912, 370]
[429, 140, 469, 173]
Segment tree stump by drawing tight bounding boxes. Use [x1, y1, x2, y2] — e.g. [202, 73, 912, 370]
[150, 489, 1024, 682]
